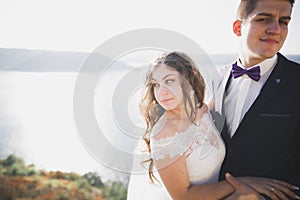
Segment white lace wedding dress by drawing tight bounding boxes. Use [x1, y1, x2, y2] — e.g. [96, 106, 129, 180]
[127, 111, 225, 199]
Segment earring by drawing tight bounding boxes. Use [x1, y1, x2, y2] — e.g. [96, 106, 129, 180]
[189, 90, 195, 97]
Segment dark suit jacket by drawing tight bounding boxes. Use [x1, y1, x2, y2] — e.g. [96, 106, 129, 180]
[217, 53, 300, 190]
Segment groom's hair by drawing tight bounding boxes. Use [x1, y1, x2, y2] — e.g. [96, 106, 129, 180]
[236, 0, 295, 20]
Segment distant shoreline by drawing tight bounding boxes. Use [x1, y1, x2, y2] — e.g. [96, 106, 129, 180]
[0, 48, 299, 72]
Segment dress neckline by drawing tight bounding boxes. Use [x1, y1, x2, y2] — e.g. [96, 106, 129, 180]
[151, 112, 209, 144]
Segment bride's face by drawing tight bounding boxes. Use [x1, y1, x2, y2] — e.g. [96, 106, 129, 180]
[151, 65, 184, 111]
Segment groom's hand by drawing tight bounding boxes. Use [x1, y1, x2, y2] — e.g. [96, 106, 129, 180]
[225, 173, 264, 200]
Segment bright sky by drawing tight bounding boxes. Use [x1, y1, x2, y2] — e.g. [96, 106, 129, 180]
[0, 0, 299, 55]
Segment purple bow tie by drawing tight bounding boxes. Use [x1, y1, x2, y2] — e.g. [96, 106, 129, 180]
[232, 62, 261, 81]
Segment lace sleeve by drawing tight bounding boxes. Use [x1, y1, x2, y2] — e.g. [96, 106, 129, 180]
[150, 125, 197, 161]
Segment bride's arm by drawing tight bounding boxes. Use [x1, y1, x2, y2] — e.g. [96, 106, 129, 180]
[155, 155, 234, 200]
[156, 155, 298, 200]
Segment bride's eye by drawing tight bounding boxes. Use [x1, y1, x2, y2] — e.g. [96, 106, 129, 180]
[152, 83, 159, 87]
[165, 79, 175, 84]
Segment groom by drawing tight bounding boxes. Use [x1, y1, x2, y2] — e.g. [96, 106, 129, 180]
[213, 0, 300, 198]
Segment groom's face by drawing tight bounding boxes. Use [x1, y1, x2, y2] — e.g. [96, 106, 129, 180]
[237, 0, 292, 64]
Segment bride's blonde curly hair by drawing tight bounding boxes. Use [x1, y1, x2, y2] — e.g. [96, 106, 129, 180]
[139, 51, 206, 183]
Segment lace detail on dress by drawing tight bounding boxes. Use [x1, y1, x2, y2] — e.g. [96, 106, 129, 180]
[151, 124, 198, 160]
[151, 112, 223, 161]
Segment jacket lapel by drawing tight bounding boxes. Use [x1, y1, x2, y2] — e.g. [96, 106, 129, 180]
[215, 66, 232, 115]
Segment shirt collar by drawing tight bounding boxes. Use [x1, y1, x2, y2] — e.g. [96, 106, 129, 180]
[237, 54, 278, 76]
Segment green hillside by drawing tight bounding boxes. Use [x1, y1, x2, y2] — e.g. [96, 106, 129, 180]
[0, 154, 127, 200]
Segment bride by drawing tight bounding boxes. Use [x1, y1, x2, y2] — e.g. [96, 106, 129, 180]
[127, 52, 297, 200]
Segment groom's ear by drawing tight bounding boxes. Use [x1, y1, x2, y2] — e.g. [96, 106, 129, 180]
[233, 20, 242, 36]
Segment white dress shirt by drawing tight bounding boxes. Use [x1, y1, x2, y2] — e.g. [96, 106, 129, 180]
[224, 55, 278, 137]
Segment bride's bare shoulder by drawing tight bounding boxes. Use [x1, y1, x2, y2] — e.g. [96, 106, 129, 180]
[152, 117, 180, 141]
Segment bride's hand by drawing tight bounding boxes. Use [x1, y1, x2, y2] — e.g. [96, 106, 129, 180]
[225, 173, 264, 200]
[237, 176, 299, 200]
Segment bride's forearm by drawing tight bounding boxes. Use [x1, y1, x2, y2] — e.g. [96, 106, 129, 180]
[191, 180, 234, 200]
[176, 180, 235, 200]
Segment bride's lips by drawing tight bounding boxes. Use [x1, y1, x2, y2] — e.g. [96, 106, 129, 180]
[160, 98, 173, 104]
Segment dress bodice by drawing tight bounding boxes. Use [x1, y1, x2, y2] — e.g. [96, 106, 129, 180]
[127, 111, 226, 200]
[151, 111, 225, 185]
